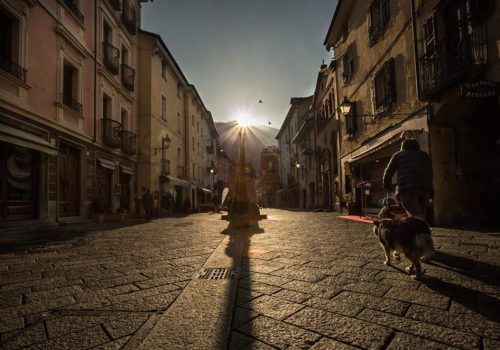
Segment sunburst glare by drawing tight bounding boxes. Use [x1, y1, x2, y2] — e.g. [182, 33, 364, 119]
[235, 109, 254, 127]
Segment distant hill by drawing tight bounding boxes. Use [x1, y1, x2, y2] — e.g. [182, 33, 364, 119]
[215, 121, 279, 172]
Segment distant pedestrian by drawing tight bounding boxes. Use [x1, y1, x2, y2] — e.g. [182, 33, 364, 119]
[212, 194, 220, 213]
[142, 189, 154, 221]
[383, 138, 434, 221]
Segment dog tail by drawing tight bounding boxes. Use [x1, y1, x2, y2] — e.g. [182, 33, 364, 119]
[415, 232, 435, 256]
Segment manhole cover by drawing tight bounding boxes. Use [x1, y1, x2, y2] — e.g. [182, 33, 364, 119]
[196, 268, 239, 280]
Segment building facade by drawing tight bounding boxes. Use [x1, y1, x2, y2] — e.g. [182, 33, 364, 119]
[1, 0, 144, 227]
[413, 0, 499, 225]
[259, 145, 280, 207]
[324, 0, 428, 216]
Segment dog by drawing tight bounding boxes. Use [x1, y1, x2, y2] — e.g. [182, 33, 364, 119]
[373, 216, 435, 279]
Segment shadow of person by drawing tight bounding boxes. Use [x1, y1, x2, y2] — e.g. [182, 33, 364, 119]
[427, 251, 500, 286]
[420, 275, 500, 323]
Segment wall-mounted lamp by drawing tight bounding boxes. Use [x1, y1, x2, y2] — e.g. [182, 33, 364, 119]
[295, 161, 302, 169]
[340, 96, 352, 115]
[154, 134, 171, 155]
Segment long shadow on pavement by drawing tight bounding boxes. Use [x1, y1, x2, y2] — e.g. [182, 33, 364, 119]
[220, 223, 264, 349]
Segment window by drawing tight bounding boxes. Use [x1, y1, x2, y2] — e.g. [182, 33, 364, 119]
[369, 0, 390, 47]
[191, 115, 194, 127]
[62, 61, 81, 113]
[197, 122, 199, 133]
[177, 112, 181, 133]
[161, 95, 167, 120]
[177, 147, 181, 166]
[102, 94, 111, 119]
[372, 58, 396, 114]
[192, 163, 195, 179]
[192, 137, 194, 151]
[342, 44, 355, 85]
[103, 20, 112, 43]
[177, 83, 181, 98]
[0, 9, 25, 81]
[121, 45, 128, 65]
[197, 142, 200, 155]
[121, 109, 129, 130]
[161, 60, 167, 80]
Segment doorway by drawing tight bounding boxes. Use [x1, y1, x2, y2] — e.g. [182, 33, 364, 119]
[58, 143, 80, 217]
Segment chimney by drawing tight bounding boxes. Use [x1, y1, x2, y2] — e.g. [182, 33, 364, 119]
[320, 59, 327, 70]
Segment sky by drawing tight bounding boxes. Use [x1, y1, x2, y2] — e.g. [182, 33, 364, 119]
[141, 0, 338, 129]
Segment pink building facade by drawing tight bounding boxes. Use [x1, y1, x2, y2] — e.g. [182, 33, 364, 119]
[0, 0, 146, 227]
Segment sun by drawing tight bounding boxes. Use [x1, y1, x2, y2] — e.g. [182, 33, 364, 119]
[236, 110, 253, 127]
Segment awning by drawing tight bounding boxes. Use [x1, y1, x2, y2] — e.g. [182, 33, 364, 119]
[0, 123, 57, 155]
[167, 175, 191, 187]
[97, 157, 116, 170]
[348, 135, 402, 164]
[120, 164, 134, 175]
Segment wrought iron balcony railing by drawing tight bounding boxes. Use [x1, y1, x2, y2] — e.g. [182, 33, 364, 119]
[102, 42, 120, 75]
[177, 166, 185, 179]
[62, 93, 82, 114]
[0, 57, 27, 82]
[120, 63, 135, 91]
[108, 0, 121, 11]
[121, 0, 137, 35]
[63, 0, 84, 23]
[121, 130, 137, 155]
[420, 22, 488, 99]
[102, 118, 122, 148]
[161, 159, 170, 175]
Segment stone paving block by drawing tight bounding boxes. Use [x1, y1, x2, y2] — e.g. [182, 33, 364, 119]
[484, 338, 500, 350]
[101, 290, 180, 312]
[333, 290, 409, 316]
[0, 317, 24, 334]
[103, 315, 149, 339]
[7, 295, 76, 319]
[91, 336, 131, 350]
[106, 284, 180, 304]
[239, 280, 281, 295]
[244, 272, 290, 287]
[309, 337, 359, 350]
[24, 285, 83, 303]
[406, 304, 500, 339]
[237, 315, 320, 349]
[233, 307, 260, 326]
[358, 309, 480, 349]
[86, 274, 149, 289]
[384, 286, 450, 309]
[1, 322, 46, 349]
[0, 293, 22, 308]
[32, 324, 110, 349]
[342, 281, 391, 297]
[271, 266, 327, 283]
[242, 295, 304, 321]
[386, 332, 459, 349]
[228, 330, 253, 349]
[303, 296, 362, 317]
[287, 307, 392, 349]
[237, 289, 263, 305]
[240, 339, 276, 349]
[271, 289, 311, 304]
[0, 271, 39, 286]
[282, 280, 343, 299]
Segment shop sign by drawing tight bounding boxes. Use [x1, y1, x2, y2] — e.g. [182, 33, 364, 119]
[461, 80, 498, 99]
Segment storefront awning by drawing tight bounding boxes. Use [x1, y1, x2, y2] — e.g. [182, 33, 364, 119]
[167, 175, 191, 187]
[120, 164, 134, 175]
[0, 123, 57, 155]
[97, 157, 116, 170]
[348, 135, 402, 164]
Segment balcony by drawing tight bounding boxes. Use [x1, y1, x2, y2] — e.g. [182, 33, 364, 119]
[102, 42, 120, 75]
[420, 22, 488, 99]
[63, 0, 84, 23]
[62, 93, 82, 114]
[121, 0, 137, 35]
[0, 57, 27, 82]
[121, 130, 137, 155]
[121, 63, 135, 91]
[108, 0, 121, 11]
[177, 166, 185, 179]
[102, 119, 122, 148]
[161, 159, 170, 175]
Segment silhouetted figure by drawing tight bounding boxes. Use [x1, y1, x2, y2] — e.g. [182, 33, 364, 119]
[142, 189, 154, 221]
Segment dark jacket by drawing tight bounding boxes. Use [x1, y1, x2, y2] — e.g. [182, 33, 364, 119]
[383, 139, 434, 196]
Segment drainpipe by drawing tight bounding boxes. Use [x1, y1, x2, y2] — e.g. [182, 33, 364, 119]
[411, 0, 423, 102]
[93, 0, 98, 142]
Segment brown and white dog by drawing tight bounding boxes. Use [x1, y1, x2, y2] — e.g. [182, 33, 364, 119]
[373, 217, 435, 279]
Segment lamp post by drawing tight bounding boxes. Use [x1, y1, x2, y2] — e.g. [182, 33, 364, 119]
[222, 126, 266, 226]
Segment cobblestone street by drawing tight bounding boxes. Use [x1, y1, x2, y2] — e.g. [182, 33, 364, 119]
[1, 210, 499, 349]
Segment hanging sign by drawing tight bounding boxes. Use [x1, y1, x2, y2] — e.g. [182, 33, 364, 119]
[461, 80, 498, 99]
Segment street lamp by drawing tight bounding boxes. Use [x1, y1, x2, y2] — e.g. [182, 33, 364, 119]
[295, 161, 301, 169]
[340, 96, 352, 115]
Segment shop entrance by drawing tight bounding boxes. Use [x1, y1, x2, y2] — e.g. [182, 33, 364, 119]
[0, 142, 38, 220]
[58, 144, 80, 217]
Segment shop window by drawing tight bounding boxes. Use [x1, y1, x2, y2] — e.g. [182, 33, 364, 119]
[342, 44, 355, 85]
[62, 60, 81, 114]
[372, 58, 396, 114]
[368, 0, 390, 47]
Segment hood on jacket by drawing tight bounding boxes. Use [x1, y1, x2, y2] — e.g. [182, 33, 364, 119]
[401, 138, 420, 151]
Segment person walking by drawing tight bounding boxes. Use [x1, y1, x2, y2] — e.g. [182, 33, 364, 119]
[382, 138, 434, 221]
[142, 189, 154, 221]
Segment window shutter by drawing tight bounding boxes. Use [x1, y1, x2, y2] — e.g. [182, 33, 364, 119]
[381, 0, 390, 25]
[388, 58, 396, 105]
